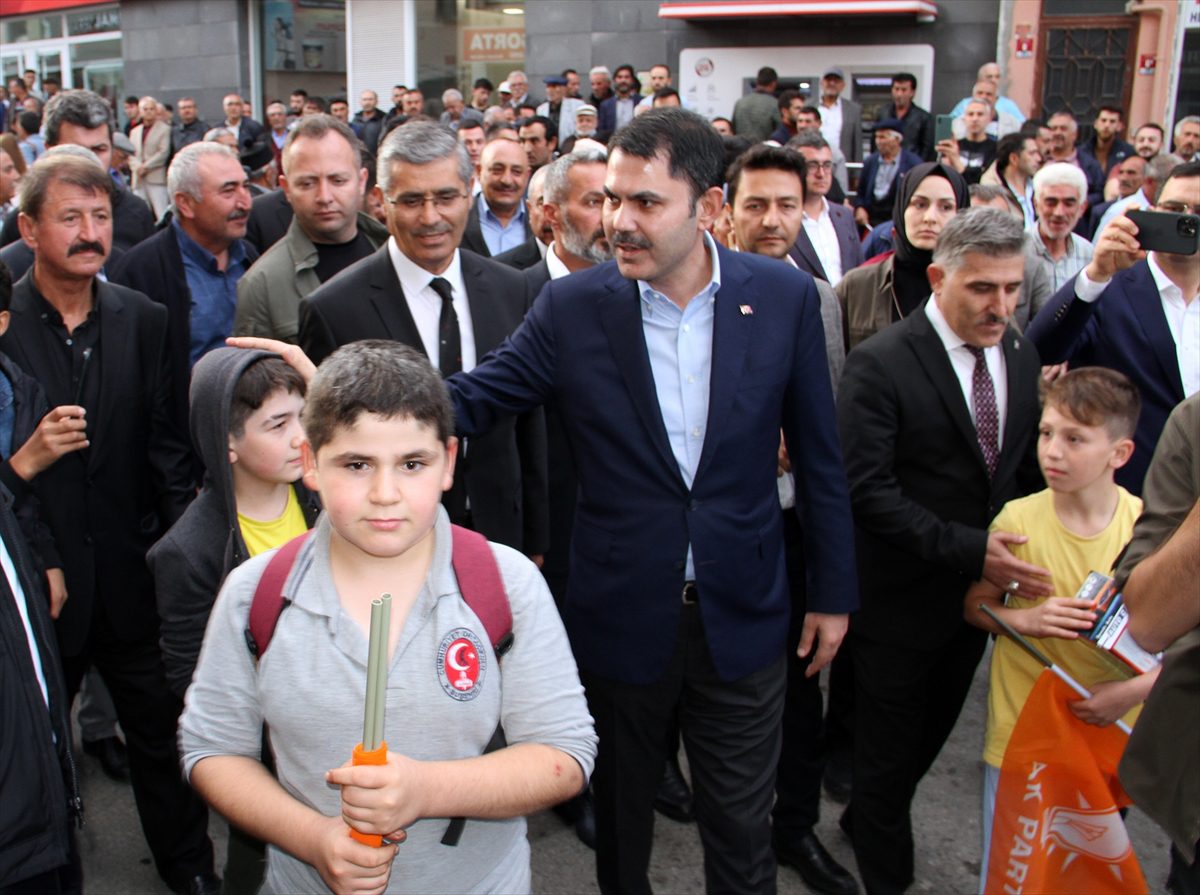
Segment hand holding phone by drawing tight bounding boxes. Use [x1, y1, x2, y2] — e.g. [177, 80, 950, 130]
[1126, 209, 1200, 256]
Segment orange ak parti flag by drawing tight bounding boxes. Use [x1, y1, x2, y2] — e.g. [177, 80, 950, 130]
[984, 671, 1148, 895]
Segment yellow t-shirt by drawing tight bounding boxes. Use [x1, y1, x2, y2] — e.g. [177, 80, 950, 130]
[238, 487, 309, 558]
[983, 486, 1144, 767]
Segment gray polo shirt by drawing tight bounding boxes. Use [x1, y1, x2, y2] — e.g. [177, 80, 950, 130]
[180, 508, 596, 894]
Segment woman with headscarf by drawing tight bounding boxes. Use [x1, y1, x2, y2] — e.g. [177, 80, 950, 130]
[836, 161, 969, 351]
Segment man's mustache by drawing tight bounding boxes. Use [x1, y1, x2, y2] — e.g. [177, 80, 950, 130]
[227, 209, 249, 222]
[68, 240, 106, 256]
[612, 232, 651, 250]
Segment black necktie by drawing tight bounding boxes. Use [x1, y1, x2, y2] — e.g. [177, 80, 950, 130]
[430, 277, 461, 378]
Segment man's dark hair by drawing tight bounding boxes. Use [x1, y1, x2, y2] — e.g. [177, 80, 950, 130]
[304, 96, 327, 113]
[17, 111, 40, 136]
[722, 135, 753, 174]
[474, 77, 494, 91]
[614, 64, 636, 80]
[652, 87, 680, 105]
[711, 117, 733, 131]
[892, 72, 918, 90]
[610, 108, 725, 206]
[484, 122, 516, 142]
[726, 143, 807, 206]
[995, 132, 1027, 173]
[42, 77, 60, 89]
[561, 69, 577, 79]
[458, 119, 484, 135]
[799, 105, 822, 121]
[756, 67, 778, 88]
[777, 89, 801, 112]
[291, 88, 309, 99]
[124, 95, 139, 106]
[282, 114, 363, 173]
[1156, 159, 1200, 204]
[303, 340, 454, 453]
[521, 115, 557, 144]
[329, 96, 348, 108]
[1136, 122, 1164, 139]
[229, 357, 307, 439]
[1097, 104, 1123, 120]
[1042, 367, 1140, 440]
[43, 90, 114, 145]
[0, 259, 11, 313]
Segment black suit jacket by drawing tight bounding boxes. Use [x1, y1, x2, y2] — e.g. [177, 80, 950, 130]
[788, 202, 864, 283]
[492, 238, 543, 270]
[460, 200, 534, 260]
[837, 302, 1042, 649]
[0, 275, 193, 656]
[245, 188, 293, 255]
[298, 247, 548, 553]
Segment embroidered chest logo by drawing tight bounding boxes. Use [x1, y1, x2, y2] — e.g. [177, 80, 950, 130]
[436, 627, 487, 701]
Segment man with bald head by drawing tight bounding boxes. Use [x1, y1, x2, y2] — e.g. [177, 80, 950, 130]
[950, 62, 1026, 125]
[461, 135, 536, 264]
[352, 88, 385, 155]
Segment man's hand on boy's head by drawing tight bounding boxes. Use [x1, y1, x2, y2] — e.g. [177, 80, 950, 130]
[310, 814, 397, 895]
[225, 336, 317, 384]
[8, 405, 88, 481]
[329, 753, 425, 842]
[982, 531, 1054, 598]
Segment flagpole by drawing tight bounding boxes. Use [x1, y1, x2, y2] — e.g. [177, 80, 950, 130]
[979, 604, 1133, 736]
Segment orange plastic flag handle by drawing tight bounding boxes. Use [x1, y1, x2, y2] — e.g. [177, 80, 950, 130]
[348, 742, 388, 847]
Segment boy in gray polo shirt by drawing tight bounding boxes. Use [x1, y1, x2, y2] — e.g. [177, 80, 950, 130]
[180, 341, 596, 894]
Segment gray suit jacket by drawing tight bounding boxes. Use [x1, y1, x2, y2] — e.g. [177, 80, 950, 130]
[835, 98, 863, 164]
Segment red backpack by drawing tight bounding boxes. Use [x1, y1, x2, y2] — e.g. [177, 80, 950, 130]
[241, 523, 513, 846]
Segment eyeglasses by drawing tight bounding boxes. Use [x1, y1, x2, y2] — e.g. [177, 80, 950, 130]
[1155, 201, 1200, 216]
[804, 161, 834, 173]
[386, 190, 469, 211]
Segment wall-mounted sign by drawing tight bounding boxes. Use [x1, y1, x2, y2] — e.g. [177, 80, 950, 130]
[1138, 53, 1157, 75]
[461, 27, 525, 63]
[1015, 37, 1034, 58]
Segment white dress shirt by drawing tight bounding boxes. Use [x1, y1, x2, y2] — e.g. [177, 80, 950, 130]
[386, 239, 477, 371]
[801, 197, 844, 286]
[926, 294, 1009, 447]
[545, 241, 572, 280]
[1073, 254, 1200, 397]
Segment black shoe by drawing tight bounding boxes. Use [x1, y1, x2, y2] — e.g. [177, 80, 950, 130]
[173, 872, 221, 895]
[823, 750, 852, 803]
[82, 735, 129, 782]
[775, 831, 859, 895]
[653, 757, 694, 823]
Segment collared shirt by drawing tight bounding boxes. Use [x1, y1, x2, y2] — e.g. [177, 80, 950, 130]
[1005, 176, 1036, 230]
[926, 295, 1009, 447]
[820, 98, 844, 148]
[271, 129, 288, 151]
[801, 197, 844, 286]
[639, 232, 722, 580]
[387, 238, 477, 371]
[614, 96, 636, 130]
[29, 280, 101, 412]
[173, 219, 252, 367]
[545, 242, 572, 280]
[873, 156, 900, 201]
[1094, 188, 1148, 238]
[477, 192, 528, 257]
[1074, 255, 1200, 398]
[1028, 225, 1094, 294]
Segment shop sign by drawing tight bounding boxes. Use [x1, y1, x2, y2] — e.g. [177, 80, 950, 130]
[462, 27, 525, 63]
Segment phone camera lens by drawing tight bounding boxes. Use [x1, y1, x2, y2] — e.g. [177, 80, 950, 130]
[1179, 218, 1198, 238]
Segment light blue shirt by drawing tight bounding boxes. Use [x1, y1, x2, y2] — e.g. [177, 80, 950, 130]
[639, 232, 721, 581]
[950, 94, 1026, 124]
[478, 192, 528, 257]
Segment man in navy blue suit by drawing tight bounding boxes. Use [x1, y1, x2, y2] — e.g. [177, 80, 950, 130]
[446, 108, 857, 895]
[1027, 159, 1200, 495]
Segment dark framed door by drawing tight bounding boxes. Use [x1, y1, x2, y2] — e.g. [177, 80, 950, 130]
[1034, 16, 1137, 121]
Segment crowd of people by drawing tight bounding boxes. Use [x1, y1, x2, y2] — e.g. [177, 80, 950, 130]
[0, 54, 1197, 895]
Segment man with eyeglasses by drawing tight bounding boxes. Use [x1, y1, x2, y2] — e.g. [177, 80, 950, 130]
[300, 120, 548, 556]
[788, 131, 863, 286]
[1028, 159, 1200, 494]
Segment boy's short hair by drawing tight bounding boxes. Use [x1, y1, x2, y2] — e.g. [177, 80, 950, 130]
[229, 357, 307, 439]
[1041, 367, 1140, 440]
[303, 341, 454, 453]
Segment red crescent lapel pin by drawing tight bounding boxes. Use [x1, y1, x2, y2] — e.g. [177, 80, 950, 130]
[739, 304, 753, 316]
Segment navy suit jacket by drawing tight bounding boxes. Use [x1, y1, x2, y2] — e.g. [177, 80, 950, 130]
[446, 245, 858, 684]
[789, 202, 864, 282]
[1026, 260, 1186, 494]
[853, 149, 923, 211]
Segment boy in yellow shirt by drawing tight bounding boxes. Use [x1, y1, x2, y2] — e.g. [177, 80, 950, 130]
[964, 367, 1160, 891]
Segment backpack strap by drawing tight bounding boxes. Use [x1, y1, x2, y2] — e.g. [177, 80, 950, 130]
[244, 531, 312, 660]
[450, 524, 514, 657]
[442, 524, 514, 846]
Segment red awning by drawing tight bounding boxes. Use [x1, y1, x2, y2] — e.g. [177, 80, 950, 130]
[659, 0, 938, 19]
[2, 0, 103, 16]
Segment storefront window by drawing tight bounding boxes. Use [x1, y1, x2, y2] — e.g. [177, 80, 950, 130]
[1, 14, 63, 44]
[414, 0, 525, 117]
[66, 7, 120, 37]
[260, 0, 347, 107]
